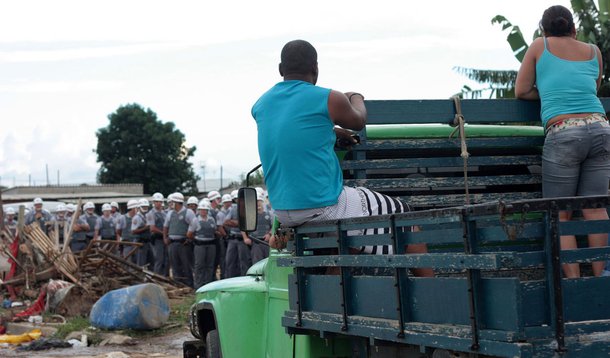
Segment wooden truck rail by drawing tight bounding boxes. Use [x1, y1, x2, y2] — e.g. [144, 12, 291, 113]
[278, 98, 610, 357]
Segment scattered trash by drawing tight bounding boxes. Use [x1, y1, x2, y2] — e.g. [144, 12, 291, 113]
[98, 334, 134, 346]
[17, 337, 72, 351]
[27, 315, 43, 324]
[67, 338, 85, 348]
[10, 301, 23, 308]
[0, 328, 42, 344]
[2, 299, 11, 309]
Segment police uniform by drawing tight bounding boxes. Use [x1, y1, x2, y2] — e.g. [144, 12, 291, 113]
[80, 212, 99, 244]
[147, 207, 168, 276]
[224, 204, 252, 278]
[131, 211, 153, 268]
[69, 216, 90, 252]
[96, 215, 117, 240]
[52, 213, 69, 245]
[3, 216, 18, 238]
[119, 213, 137, 262]
[216, 207, 229, 278]
[164, 207, 197, 287]
[24, 209, 53, 235]
[250, 210, 272, 264]
[193, 214, 218, 288]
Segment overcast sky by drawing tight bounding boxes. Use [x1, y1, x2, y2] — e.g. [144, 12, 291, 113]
[0, 0, 571, 190]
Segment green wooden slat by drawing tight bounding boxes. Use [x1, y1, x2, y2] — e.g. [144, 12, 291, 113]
[559, 219, 610, 236]
[403, 192, 542, 208]
[282, 313, 533, 357]
[353, 137, 544, 151]
[344, 175, 541, 190]
[364, 99, 542, 124]
[341, 155, 542, 170]
[560, 246, 610, 264]
[364, 98, 610, 125]
[279, 253, 522, 270]
[563, 277, 610, 322]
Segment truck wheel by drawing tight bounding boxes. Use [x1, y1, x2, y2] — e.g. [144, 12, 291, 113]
[206, 329, 222, 358]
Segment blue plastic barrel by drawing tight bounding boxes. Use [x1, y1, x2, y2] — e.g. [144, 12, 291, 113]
[90, 283, 170, 330]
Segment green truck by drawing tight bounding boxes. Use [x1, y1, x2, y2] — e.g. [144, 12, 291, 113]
[184, 99, 610, 358]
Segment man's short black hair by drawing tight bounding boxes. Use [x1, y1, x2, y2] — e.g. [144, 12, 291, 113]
[280, 40, 317, 76]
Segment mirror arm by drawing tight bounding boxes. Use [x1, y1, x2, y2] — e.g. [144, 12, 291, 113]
[246, 164, 262, 187]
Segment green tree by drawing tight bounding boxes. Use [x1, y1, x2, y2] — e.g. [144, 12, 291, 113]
[457, 0, 610, 98]
[240, 168, 265, 187]
[96, 103, 199, 195]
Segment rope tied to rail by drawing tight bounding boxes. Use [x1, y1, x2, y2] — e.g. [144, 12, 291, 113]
[449, 96, 471, 205]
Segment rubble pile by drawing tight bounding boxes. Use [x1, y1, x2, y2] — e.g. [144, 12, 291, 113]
[0, 223, 191, 319]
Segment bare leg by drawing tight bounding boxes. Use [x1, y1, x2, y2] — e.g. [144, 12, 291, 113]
[406, 243, 434, 277]
[582, 208, 609, 277]
[559, 211, 580, 278]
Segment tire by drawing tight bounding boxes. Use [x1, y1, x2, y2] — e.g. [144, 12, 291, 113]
[205, 329, 222, 358]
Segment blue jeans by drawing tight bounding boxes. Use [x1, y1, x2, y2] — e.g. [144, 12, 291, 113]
[542, 121, 610, 198]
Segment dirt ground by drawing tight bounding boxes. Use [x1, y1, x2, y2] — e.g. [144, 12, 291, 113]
[0, 326, 193, 357]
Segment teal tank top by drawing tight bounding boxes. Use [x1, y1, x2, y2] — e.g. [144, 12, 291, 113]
[252, 80, 342, 210]
[536, 37, 604, 126]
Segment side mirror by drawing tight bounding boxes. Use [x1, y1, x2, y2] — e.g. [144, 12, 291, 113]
[238, 188, 258, 232]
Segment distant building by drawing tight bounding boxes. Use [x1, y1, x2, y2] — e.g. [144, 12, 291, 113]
[1, 184, 144, 211]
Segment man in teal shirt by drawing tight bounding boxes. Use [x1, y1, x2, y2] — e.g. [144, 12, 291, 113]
[252, 40, 432, 276]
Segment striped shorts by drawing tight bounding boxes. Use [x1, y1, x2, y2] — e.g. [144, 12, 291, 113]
[274, 186, 412, 255]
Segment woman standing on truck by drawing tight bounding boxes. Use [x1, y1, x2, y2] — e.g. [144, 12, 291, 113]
[516, 5, 610, 278]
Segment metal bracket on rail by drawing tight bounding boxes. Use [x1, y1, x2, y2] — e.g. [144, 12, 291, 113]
[336, 220, 350, 332]
[390, 215, 407, 338]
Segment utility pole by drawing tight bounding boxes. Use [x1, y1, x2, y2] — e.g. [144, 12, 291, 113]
[220, 165, 223, 190]
[46, 164, 50, 186]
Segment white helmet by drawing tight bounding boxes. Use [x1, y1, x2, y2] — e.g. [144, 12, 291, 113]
[255, 187, 264, 196]
[138, 198, 150, 207]
[207, 190, 221, 201]
[199, 198, 210, 206]
[152, 192, 164, 202]
[66, 204, 76, 213]
[170, 192, 184, 203]
[230, 190, 238, 200]
[257, 193, 265, 202]
[83, 202, 95, 210]
[198, 201, 212, 210]
[187, 196, 199, 205]
[33, 197, 43, 205]
[5, 207, 16, 215]
[56, 204, 67, 212]
[221, 194, 232, 203]
[102, 203, 112, 212]
[110, 201, 119, 209]
[127, 199, 139, 210]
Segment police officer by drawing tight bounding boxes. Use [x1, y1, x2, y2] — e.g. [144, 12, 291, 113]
[118, 199, 139, 262]
[51, 204, 69, 246]
[193, 201, 219, 288]
[163, 193, 197, 287]
[94, 203, 117, 241]
[216, 194, 233, 278]
[224, 190, 252, 278]
[186, 196, 199, 214]
[3, 207, 18, 238]
[110, 202, 121, 220]
[132, 198, 154, 268]
[24, 197, 52, 235]
[147, 192, 167, 275]
[65, 204, 76, 219]
[69, 208, 90, 252]
[248, 193, 273, 264]
[207, 191, 221, 220]
[80, 202, 98, 246]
